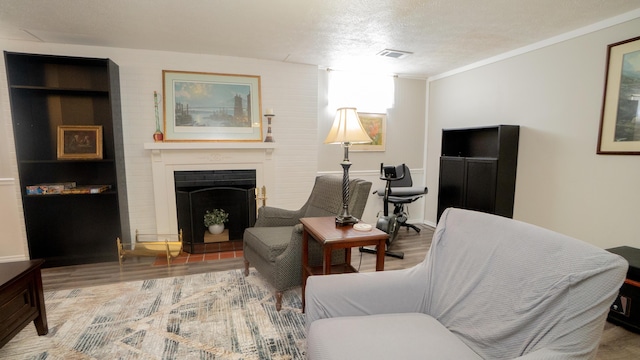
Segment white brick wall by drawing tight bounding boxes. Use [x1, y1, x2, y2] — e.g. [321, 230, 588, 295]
[0, 40, 320, 244]
[0, 40, 428, 261]
[116, 51, 320, 239]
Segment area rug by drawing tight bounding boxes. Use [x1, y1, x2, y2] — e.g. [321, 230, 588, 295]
[0, 269, 306, 359]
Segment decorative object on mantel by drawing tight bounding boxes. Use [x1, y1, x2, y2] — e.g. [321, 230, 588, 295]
[324, 107, 372, 225]
[153, 91, 164, 142]
[598, 35, 640, 154]
[162, 70, 263, 142]
[204, 208, 229, 235]
[264, 108, 275, 142]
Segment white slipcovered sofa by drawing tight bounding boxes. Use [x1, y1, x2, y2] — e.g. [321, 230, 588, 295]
[305, 208, 628, 360]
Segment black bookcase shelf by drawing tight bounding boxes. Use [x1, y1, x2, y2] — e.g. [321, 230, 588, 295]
[10, 85, 110, 94]
[5, 52, 130, 267]
[437, 125, 519, 222]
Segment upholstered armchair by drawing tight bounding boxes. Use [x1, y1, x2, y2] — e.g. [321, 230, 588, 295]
[243, 175, 372, 311]
[306, 208, 628, 359]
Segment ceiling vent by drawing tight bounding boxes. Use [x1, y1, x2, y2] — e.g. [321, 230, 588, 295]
[376, 49, 413, 59]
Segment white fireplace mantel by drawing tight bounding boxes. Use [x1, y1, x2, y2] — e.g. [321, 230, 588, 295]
[143, 142, 276, 152]
[144, 142, 276, 234]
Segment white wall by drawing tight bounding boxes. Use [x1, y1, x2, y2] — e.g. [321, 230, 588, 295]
[317, 70, 427, 224]
[0, 39, 428, 262]
[6, 16, 636, 260]
[426, 17, 640, 249]
[0, 178, 27, 261]
[0, 40, 320, 260]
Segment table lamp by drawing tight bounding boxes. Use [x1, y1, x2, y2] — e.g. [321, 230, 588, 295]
[324, 107, 372, 225]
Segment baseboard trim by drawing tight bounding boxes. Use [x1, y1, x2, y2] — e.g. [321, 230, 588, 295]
[423, 220, 437, 228]
[0, 255, 29, 263]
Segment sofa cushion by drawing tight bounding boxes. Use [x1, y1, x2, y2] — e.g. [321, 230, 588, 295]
[307, 312, 482, 360]
[243, 226, 293, 262]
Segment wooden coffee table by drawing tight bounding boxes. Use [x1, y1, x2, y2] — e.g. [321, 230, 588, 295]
[0, 259, 48, 348]
[301, 216, 388, 310]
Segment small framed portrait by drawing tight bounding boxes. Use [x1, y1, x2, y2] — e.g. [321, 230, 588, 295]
[57, 125, 103, 160]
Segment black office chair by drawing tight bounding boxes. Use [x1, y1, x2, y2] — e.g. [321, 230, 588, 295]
[362, 164, 428, 259]
[375, 164, 427, 236]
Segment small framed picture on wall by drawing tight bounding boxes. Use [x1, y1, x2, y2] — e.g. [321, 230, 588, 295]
[352, 112, 386, 151]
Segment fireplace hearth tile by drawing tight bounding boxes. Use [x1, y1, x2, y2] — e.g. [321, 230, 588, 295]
[151, 250, 242, 266]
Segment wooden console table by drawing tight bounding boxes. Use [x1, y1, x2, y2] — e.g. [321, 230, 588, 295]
[0, 259, 48, 347]
[301, 217, 388, 310]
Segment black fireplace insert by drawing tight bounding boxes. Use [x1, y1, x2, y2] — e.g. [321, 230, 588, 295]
[175, 170, 257, 254]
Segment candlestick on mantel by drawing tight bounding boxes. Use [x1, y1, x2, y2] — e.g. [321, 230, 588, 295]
[153, 91, 164, 142]
[264, 110, 275, 142]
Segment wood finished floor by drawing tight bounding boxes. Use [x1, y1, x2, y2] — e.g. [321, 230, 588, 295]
[40, 223, 639, 359]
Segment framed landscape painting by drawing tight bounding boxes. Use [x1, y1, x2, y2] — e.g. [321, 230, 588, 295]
[352, 112, 386, 151]
[598, 36, 640, 154]
[162, 70, 263, 141]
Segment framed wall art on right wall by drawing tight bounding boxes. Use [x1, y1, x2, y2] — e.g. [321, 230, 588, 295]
[598, 36, 640, 154]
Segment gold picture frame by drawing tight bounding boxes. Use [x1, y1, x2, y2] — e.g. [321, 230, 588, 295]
[352, 112, 386, 151]
[597, 36, 640, 154]
[162, 70, 263, 142]
[57, 125, 103, 160]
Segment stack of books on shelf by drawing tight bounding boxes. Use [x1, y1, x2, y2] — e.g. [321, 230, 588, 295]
[26, 182, 111, 195]
[26, 182, 76, 195]
[62, 185, 111, 194]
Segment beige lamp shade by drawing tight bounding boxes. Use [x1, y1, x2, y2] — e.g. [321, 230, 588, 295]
[324, 107, 372, 144]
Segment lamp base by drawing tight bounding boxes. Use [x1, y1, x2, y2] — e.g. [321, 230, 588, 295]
[335, 214, 359, 226]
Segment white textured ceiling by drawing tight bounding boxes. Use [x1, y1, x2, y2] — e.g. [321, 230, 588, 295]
[0, 0, 639, 77]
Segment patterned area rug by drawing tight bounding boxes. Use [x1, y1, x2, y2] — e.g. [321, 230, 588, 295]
[0, 269, 306, 359]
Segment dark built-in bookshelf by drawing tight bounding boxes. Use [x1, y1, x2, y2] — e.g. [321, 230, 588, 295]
[5, 52, 130, 267]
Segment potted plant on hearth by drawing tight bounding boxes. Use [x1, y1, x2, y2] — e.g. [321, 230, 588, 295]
[204, 209, 229, 235]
